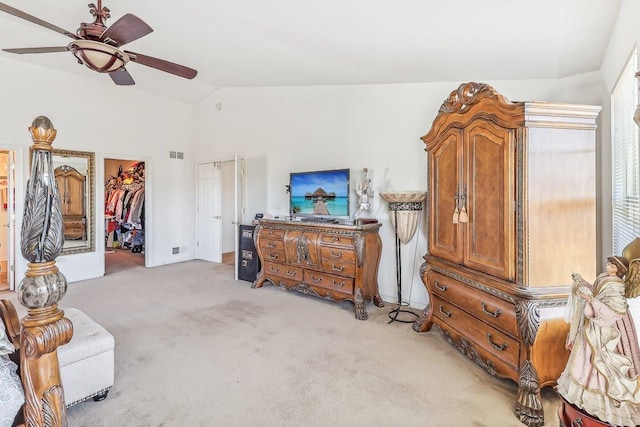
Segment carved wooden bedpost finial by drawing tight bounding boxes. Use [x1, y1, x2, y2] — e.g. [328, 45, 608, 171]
[18, 116, 73, 426]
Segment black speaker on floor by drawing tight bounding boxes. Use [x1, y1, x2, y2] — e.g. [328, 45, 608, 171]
[238, 225, 260, 283]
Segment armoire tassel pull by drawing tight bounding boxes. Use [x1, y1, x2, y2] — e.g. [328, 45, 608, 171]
[452, 193, 460, 224]
[459, 193, 469, 223]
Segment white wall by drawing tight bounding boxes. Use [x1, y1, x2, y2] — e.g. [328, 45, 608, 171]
[0, 57, 198, 284]
[221, 160, 235, 253]
[194, 73, 604, 308]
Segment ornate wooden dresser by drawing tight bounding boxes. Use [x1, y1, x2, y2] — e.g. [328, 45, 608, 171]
[253, 219, 383, 320]
[416, 82, 600, 426]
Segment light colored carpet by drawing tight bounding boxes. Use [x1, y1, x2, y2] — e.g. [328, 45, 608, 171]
[2, 260, 560, 426]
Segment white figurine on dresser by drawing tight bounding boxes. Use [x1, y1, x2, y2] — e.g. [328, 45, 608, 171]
[354, 168, 374, 219]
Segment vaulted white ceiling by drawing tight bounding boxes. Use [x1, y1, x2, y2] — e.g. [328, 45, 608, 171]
[0, 0, 621, 104]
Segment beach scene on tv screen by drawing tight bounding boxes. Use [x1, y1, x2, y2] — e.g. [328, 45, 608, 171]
[290, 170, 349, 216]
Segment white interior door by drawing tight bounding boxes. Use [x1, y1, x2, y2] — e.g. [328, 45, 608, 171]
[7, 151, 15, 289]
[197, 162, 223, 263]
[234, 154, 246, 280]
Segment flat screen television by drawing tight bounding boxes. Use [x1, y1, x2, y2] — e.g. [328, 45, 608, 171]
[289, 168, 350, 220]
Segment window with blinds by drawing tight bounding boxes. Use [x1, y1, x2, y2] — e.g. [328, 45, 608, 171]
[611, 49, 639, 256]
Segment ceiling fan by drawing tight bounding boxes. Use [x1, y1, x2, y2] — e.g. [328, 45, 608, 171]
[0, 0, 197, 85]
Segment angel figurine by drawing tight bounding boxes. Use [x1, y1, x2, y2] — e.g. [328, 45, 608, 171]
[354, 168, 374, 219]
[556, 248, 640, 426]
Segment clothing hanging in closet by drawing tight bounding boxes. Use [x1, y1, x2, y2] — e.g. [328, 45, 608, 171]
[105, 162, 145, 250]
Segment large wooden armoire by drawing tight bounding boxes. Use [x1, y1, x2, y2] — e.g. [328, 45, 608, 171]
[55, 165, 86, 240]
[416, 82, 600, 427]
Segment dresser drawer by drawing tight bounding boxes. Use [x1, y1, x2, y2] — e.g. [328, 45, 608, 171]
[320, 233, 354, 247]
[259, 238, 284, 251]
[432, 295, 519, 370]
[260, 228, 285, 239]
[264, 262, 303, 281]
[261, 249, 287, 264]
[321, 257, 356, 277]
[428, 270, 518, 338]
[304, 271, 354, 295]
[320, 246, 356, 264]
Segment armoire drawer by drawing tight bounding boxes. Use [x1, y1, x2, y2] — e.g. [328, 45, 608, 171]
[64, 220, 84, 228]
[304, 271, 354, 295]
[263, 262, 303, 281]
[433, 315, 519, 380]
[427, 270, 518, 338]
[432, 295, 520, 370]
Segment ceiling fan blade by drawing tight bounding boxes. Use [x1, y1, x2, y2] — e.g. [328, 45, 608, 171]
[3, 46, 68, 54]
[109, 68, 135, 86]
[101, 14, 153, 47]
[0, 2, 79, 40]
[126, 51, 197, 79]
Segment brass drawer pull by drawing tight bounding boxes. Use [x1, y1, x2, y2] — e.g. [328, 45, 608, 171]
[310, 275, 322, 283]
[434, 281, 448, 291]
[439, 305, 451, 317]
[481, 302, 501, 318]
[269, 253, 279, 260]
[286, 270, 297, 276]
[332, 264, 344, 272]
[330, 251, 342, 258]
[267, 241, 277, 248]
[486, 333, 508, 351]
[332, 236, 340, 242]
[269, 266, 279, 273]
[332, 280, 345, 288]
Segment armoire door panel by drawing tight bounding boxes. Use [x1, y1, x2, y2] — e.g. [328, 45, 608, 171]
[428, 129, 463, 264]
[463, 121, 515, 280]
[66, 177, 85, 216]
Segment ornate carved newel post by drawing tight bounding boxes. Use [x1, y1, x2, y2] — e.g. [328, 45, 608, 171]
[18, 116, 73, 426]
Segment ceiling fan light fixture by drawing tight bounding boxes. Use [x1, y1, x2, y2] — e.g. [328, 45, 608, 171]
[69, 40, 129, 73]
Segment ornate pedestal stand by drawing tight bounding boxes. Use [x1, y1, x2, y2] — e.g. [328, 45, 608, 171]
[379, 191, 425, 324]
[18, 116, 72, 426]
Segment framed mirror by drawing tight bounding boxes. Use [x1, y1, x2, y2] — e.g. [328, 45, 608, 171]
[51, 149, 95, 255]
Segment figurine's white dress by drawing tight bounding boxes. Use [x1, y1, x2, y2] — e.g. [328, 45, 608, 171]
[557, 272, 640, 426]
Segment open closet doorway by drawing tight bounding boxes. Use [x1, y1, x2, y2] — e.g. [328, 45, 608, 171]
[0, 150, 16, 291]
[196, 160, 236, 266]
[104, 158, 147, 274]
